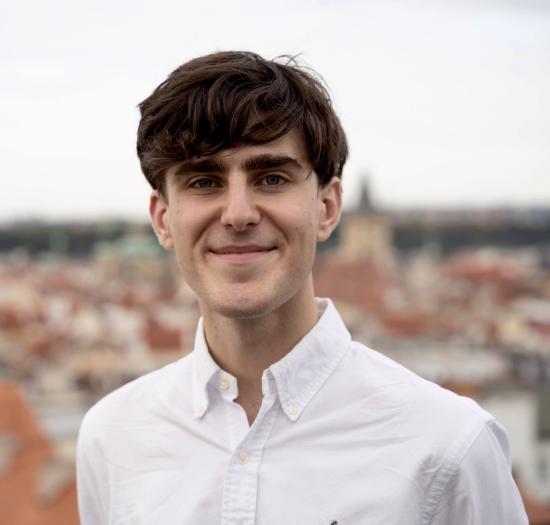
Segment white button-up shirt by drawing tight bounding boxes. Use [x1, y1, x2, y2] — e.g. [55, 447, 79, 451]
[77, 299, 527, 524]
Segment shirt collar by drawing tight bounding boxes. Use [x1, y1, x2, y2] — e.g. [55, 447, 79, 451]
[191, 298, 351, 421]
[191, 317, 220, 418]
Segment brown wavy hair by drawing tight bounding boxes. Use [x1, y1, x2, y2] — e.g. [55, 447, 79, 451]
[136, 51, 348, 193]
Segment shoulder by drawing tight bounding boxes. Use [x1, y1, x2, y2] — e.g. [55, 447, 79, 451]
[424, 418, 528, 523]
[343, 340, 491, 427]
[79, 352, 194, 442]
[338, 342, 527, 523]
[338, 341, 494, 468]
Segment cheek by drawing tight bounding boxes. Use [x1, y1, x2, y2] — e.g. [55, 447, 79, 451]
[284, 213, 319, 259]
[280, 199, 318, 232]
[285, 217, 316, 243]
[168, 211, 197, 255]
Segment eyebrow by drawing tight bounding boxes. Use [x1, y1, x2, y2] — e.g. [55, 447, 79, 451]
[174, 158, 226, 176]
[173, 154, 305, 177]
[243, 154, 304, 172]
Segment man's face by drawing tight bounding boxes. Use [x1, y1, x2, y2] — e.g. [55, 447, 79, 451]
[150, 130, 341, 320]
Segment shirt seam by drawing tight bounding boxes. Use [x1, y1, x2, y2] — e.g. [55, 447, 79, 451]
[421, 415, 492, 525]
[78, 416, 111, 523]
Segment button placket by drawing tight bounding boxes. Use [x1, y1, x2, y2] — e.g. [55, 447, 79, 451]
[221, 393, 278, 525]
[236, 451, 248, 464]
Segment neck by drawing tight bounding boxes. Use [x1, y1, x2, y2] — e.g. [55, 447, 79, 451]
[200, 279, 319, 423]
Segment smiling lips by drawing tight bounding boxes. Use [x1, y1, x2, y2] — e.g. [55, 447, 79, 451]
[210, 245, 276, 263]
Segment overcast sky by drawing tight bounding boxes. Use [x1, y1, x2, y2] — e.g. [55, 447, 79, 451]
[2, 0, 549, 221]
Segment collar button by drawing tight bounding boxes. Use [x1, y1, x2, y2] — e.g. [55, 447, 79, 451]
[286, 405, 299, 416]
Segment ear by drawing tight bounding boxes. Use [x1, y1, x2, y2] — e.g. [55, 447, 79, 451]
[149, 190, 174, 250]
[316, 177, 342, 242]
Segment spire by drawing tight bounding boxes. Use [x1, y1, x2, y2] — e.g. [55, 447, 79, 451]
[356, 174, 374, 213]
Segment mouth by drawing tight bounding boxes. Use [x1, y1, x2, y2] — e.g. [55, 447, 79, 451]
[209, 245, 277, 263]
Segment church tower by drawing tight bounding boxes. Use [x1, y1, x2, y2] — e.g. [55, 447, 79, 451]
[339, 175, 394, 267]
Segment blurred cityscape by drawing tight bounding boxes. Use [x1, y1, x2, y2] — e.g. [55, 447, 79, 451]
[2, 180, 550, 524]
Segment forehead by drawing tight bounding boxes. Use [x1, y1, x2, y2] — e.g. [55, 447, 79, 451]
[166, 129, 310, 179]
[216, 129, 308, 165]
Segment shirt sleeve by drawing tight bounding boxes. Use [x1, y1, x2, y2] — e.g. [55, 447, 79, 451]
[429, 419, 528, 525]
[76, 411, 109, 525]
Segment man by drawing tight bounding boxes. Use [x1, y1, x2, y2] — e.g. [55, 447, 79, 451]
[77, 51, 528, 524]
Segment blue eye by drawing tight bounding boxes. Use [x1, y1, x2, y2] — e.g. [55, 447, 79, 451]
[191, 178, 217, 189]
[263, 174, 284, 186]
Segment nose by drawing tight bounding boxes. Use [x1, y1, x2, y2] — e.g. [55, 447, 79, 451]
[220, 180, 260, 231]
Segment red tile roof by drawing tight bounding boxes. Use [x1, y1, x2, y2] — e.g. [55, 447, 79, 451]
[0, 382, 79, 525]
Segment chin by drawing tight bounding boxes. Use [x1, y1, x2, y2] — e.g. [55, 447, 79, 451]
[202, 284, 290, 320]
[208, 297, 275, 320]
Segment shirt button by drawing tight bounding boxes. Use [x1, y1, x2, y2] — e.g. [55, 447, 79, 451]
[286, 405, 299, 416]
[237, 452, 248, 464]
[219, 378, 230, 391]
